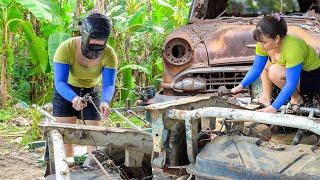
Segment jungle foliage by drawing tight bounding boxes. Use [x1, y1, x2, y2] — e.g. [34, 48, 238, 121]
[0, 0, 191, 107]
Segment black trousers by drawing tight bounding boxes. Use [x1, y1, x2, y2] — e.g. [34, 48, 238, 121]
[301, 67, 320, 96]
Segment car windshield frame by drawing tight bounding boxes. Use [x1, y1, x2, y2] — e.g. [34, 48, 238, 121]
[224, 0, 301, 17]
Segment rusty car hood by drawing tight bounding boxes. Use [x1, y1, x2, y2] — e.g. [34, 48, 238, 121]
[190, 20, 257, 66]
[163, 17, 320, 68]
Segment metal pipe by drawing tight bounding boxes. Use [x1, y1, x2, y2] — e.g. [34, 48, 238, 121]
[188, 0, 197, 22]
[299, 107, 320, 115]
[110, 106, 145, 112]
[32, 104, 56, 122]
[127, 110, 149, 125]
[167, 107, 320, 135]
[113, 110, 142, 130]
[51, 129, 70, 180]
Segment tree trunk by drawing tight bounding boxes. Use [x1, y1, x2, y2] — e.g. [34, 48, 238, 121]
[72, 0, 83, 37]
[144, 0, 152, 86]
[93, 0, 106, 13]
[0, 25, 9, 107]
[124, 34, 131, 61]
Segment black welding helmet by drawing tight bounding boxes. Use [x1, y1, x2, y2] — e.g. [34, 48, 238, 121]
[79, 12, 111, 59]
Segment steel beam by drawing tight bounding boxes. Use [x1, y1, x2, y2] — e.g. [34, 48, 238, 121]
[168, 107, 320, 135]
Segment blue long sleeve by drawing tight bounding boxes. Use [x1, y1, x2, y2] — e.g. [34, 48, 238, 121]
[54, 62, 77, 102]
[102, 67, 116, 104]
[240, 55, 268, 87]
[272, 64, 302, 109]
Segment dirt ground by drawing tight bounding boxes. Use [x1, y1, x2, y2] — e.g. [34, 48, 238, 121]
[0, 138, 44, 180]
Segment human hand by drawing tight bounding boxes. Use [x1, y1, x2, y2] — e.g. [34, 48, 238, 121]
[257, 105, 277, 114]
[99, 102, 110, 118]
[72, 96, 87, 111]
[231, 84, 244, 94]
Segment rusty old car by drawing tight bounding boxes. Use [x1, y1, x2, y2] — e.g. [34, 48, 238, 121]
[159, 0, 320, 99]
[148, 0, 320, 179]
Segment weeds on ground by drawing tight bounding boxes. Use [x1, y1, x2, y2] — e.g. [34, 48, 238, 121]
[0, 106, 43, 147]
[21, 108, 42, 146]
[108, 112, 147, 128]
[0, 108, 15, 123]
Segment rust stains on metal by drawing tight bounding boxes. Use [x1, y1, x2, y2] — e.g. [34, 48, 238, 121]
[206, 25, 256, 65]
[162, 26, 209, 86]
[163, 37, 193, 66]
[145, 95, 211, 111]
[40, 122, 153, 154]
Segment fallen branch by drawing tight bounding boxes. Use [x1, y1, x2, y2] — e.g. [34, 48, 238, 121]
[88, 151, 112, 179]
[0, 134, 24, 137]
[0, 131, 27, 136]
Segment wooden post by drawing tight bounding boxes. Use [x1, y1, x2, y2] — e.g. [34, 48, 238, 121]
[125, 149, 144, 167]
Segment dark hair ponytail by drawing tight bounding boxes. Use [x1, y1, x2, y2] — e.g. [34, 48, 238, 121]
[253, 14, 287, 42]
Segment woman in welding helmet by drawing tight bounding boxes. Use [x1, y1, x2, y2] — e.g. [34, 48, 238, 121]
[231, 14, 320, 114]
[52, 12, 117, 160]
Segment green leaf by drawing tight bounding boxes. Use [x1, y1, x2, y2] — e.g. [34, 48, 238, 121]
[119, 64, 150, 75]
[48, 32, 71, 61]
[67, 0, 77, 8]
[154, 0, 175, 10]
[128, 24, 146, 32]
[47, 0, 63, 25]
[127, 7, 145, 27]
[21, 21, 48, 73]
[28, 66, 42, 76]
[0, 0, 12, 6]
[21, 21, 36, 48]
[15, 0, 52, 22]
[121, 64, 134, 101]
[7, 3, 22, 32]
[154, 57, 163, 72]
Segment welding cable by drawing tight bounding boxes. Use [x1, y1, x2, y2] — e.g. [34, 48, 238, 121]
[54, 62, 77, 102]
[80, 90, 87, 125]
[272, 64, 302, 109]
[102, 67, 116, 104]
[240, 55, 268, 88]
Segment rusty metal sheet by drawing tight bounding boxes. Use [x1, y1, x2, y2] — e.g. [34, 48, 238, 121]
[40, 122, 153, 155]
[205, 25, 256, 65]
[145, 95, 212, 111]
[189, 136, 320, 179]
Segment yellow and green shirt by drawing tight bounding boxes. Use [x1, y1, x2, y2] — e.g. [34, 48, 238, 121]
[256, 34, 320, 71]
[53, 37, 118, 88]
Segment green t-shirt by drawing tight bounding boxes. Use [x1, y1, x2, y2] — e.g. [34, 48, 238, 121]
[53, 37, 118, 88]
[256, 35, 320, 71]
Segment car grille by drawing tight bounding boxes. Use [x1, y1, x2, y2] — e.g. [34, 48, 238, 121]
[191, 71, 248, 92]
